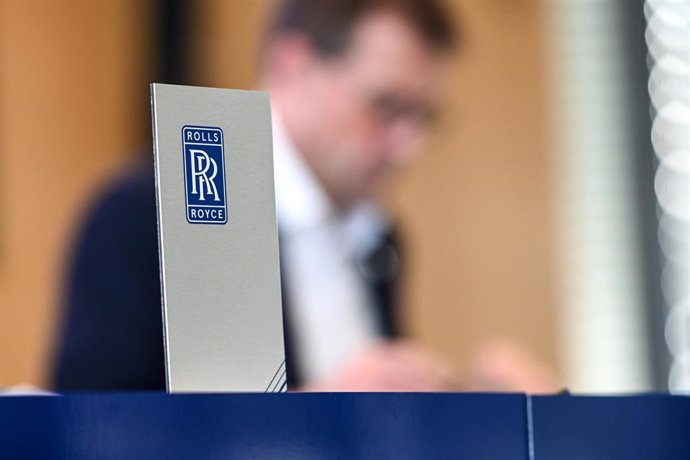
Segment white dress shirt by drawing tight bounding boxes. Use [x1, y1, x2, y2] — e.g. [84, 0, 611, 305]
[272, 111, 389, 383]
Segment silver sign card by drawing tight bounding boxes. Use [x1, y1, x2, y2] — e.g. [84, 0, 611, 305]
[151, 83, 286, 393]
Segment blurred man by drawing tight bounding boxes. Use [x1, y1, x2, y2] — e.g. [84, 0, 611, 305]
[261, 0, 458, 390]
[53, 0, 557, 392]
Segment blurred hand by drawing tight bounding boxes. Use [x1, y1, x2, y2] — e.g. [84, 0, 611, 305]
[467, 339, 561, 394]
[304, 340, 463, 392]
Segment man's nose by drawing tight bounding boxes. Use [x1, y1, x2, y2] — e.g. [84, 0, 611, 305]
[384, 119, 428, 166]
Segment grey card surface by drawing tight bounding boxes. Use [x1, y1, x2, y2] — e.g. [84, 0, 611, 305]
[151, 83, 286, 393]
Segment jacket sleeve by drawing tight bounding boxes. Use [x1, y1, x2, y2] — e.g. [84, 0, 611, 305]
[51, 166, 166, 391]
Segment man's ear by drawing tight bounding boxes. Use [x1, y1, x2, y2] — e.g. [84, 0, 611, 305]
[262, 33, 317, 86]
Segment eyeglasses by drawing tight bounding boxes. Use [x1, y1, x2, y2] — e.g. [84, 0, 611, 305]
[365, 91, 439, 132]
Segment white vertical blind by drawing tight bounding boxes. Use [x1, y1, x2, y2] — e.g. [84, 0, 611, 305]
[547, 0, 653, 392]
[645, 0, 690, 394]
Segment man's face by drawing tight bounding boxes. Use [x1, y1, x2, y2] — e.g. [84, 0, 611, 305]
[289, 9, 448, 207]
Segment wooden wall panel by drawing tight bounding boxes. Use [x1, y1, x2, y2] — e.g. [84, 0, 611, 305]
[187, 0, 276, 89]
[388, 1, 559, 373]
[0, 0, 154, 386]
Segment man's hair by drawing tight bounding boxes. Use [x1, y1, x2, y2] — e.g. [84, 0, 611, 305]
[265, 0, 459, 56]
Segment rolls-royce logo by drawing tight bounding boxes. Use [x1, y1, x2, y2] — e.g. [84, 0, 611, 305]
[182, 126, 227, 224]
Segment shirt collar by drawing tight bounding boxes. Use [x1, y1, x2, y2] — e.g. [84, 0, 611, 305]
[272, 110, 389, 254]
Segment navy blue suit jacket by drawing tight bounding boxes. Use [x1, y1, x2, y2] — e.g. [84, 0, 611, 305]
[52, 162, 401, 391]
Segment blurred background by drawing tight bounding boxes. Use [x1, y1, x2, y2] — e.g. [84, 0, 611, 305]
[0, 0, 687, 393]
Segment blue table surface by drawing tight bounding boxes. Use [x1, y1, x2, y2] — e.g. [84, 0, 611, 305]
[0, 392, 688, 460]
[532, 394, 690, 460]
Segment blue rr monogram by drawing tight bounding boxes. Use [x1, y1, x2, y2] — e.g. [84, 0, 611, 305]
[189, 149, 220, 202]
